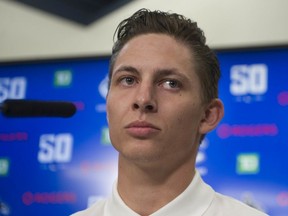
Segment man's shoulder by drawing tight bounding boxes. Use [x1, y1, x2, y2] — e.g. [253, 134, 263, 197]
[70, 199, 106, 216]
[205, 192, 268, 216]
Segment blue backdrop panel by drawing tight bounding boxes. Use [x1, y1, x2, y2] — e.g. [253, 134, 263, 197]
[0, 47, 287, 216]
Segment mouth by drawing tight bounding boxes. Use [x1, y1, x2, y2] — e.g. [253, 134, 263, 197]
[124, 121, 161, 138]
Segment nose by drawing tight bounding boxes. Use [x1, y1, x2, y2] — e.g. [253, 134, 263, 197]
[132, 84, 157, 113]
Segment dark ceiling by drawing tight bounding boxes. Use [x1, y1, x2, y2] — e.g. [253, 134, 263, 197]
[13, 0, 132, 25]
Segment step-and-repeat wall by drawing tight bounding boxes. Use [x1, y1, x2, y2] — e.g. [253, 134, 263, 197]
[0, 47, 288, 216]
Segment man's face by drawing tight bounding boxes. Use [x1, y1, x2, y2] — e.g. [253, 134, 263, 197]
[106, 33, 207, 167]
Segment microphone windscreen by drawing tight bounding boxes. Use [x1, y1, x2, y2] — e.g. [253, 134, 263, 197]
[1, 99, 76, 118]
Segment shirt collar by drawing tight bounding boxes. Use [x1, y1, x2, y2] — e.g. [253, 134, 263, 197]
[106, 170, 215, 216]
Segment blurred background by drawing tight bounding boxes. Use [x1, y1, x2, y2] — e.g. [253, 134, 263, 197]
[0, 0, 288, 215]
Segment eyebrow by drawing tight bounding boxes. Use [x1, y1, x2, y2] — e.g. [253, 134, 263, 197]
[113, 65, 140, 76]
[155, 68, 186, 78]
[113, 65, 190, 82]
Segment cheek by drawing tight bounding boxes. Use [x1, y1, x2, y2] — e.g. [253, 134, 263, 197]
[106, 93, 128, 125]
[174, 104, 203, 131]
[106, 96, 119, 146]
[106, 92, 117, 112]
[106, 95, 117, 126]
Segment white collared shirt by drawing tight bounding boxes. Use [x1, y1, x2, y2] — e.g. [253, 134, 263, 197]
[71, 171, 268, 216]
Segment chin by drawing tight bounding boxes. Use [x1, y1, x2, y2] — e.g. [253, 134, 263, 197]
[120, 149, 162, 163]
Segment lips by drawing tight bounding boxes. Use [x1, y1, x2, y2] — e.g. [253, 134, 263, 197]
[125, 121, 161, 138]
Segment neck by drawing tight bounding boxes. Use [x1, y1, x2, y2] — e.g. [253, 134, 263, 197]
[117, 154, 196, 216]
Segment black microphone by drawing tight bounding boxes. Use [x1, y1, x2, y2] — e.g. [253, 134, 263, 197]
[0, 99, 76, 118]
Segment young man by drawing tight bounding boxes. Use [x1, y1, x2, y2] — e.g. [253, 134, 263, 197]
[72, 9, 268, 216]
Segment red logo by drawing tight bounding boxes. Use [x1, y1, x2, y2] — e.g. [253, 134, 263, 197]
[278, 91, 288, 106]
[80, 161, 116, 173]
[276, 192, 288, 207]
[73, 101, 85, 110]
[22, 191, 77, 205]
[217, 123, 278, 139]
[0, 132, 28, 142]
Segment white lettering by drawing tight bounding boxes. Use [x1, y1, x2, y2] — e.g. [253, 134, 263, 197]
[230, 64, 268, 96]
[0, 77, 27, 102]
[38, 133, 73, 163]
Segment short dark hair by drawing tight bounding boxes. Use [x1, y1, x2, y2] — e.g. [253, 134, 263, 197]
[108, 8, 220, 104]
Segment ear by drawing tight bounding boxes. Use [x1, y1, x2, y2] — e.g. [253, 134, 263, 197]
[199, 99, 224, 134]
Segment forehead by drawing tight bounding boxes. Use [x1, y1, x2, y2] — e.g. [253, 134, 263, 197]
[112, 33, 197, 79]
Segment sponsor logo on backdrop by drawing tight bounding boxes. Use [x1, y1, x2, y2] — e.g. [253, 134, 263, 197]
[54, 70, 73, 87]
[277, 191, 288, 207]
[72, 101, 85, 110]
[216, 123, 278, 139]
[95, 75, 108, 113]
[230, 64, 268, 103]
[22, 191, 76, 205]
[196, 138, 208, 175]
[278, 91, 288, 106]
[99, 75, 108, 99]
[38, 133, 73, 170]
[236, 153, 260, 175]
[80, 161, 116, 174]
[0, 77, 27, 103]
[0, 158, 9, 176]
[0, 132, 28, 142]
[101, 127, 111, 145]
[0, 199, 10, 216]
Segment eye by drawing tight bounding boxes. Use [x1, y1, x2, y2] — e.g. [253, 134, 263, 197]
[120, 76, 136, 86]
[162, 79, 181, 90]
